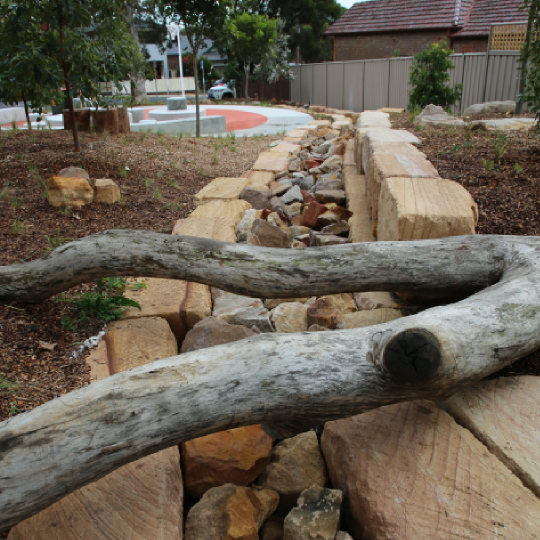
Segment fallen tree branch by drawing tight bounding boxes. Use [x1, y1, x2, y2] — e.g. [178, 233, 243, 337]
[1, 233, 540, 531]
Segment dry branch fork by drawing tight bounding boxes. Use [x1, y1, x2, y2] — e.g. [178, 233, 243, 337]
[1, 231, 540, 532]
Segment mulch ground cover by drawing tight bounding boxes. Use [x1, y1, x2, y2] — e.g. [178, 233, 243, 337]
[2, 114, 540, 422]
[0, 128, 278, 422]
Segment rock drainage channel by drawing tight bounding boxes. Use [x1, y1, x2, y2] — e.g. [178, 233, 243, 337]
[9, 109, 540, 539]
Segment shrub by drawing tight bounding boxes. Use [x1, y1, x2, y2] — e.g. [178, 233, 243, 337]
[408, 41, 463, 111]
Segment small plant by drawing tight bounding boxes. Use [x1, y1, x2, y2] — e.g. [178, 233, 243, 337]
[157, 128, 165, 137]
[46, 229, 74, 251]
[11, 197, 21, 209]
[153, 188, 162, 201]
[0, 373, 18, 389]
[515, 162, 523, 173]
[9, 402, 20, 416]
[156, 170, 164, 178]
[493, 132, 509, 163]
[408, 41, 463, 111]
[177, 132, 184, 140]
[74, 277, 141, 322]
[58, 206, 73, 217]
[121, 135, 129, 145]
[163, 201, 180, 211]
[227, 131, 236, 142]
[102, 129, 109, 141]
[450, 143, 460, 154]
[169, 178, 178, 188]
[464, 124, 473, 147]
[230, 146, 237, 153]
[212, 152, 219, 164]
[119, 165, 129, 177]
[483, 159, 495, 171]
[28, 165, 48, 198]
[11, 218, 24, 235]
[61, 315, 77, 332]
[144, 177, 153, 188]
[127, 279, 147, 291]
[198, 167, 206, 176]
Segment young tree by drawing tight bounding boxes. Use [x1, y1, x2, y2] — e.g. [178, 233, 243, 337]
[163, 0, 228, 136]
[254, 18, 294, 84]
[223, 12, 276, 101]
[0, 0, 147, 151]
[519, 0, 540, 122]
[408, 41, 463, 112]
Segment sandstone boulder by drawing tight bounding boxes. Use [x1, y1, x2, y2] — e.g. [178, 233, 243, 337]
[283, 486, 342, 540]
[180, 317, 256, 353]
[47, 176, 94, 208]
[94, 179, 121, 203]
[353, 291, 397, 311]
[314, 190, 346, 206]
[253, 152, 291, 174]
[248, 219, 290, 248]
[264, 298, 311, 310]
[258, 431, 327, 515]
[212, 289, 264, 317]
[172, 216, 237, 242]
[336, 308, 402, 329]
[377, 177, 478, 241]
[194, 177, 250, 204]
[217, 305, 274, 333]
[270, 302, 308, 333]
[182, 425, 274, 498]
[190, 200, 252, 225]
[236, 209, 262, 242]
[242, 170, 275, 187]
[463, 100, 516, 115]
[306, 299, 342, 328]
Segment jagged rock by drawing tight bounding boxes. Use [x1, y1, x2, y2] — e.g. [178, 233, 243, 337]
[184, 485, 259, 540]
[290, 240, 306, 248]
[353, 291, 397, 311]
[464, 100, 516, 115]
[237, 209, 263, 242]
[217, 305, 274, 333]
[413, 104, 466, 128]
[304, 159, 323, 170]
[258, 431, 328, 515]
[270, 181, 291, 197]
[301, 201, 328, 229]
[240, 186, 270, 210]
[298, 176, 314, 190]
[316, 293, 356, 313]
[180, 317, 256, 353]
[268, 197, 293, 223]
[182, 425, 274, 498]
[321, 221, 349, 237]
[286, 202, 303, 217]
[292, 171, 308, 178]
[307, 324, 330, 332]
[337, 308, 402, 329]
[252, 486, 280, 529]
[288, 158, 305, 172]
[335, 532, 353, 540]
[283, 485, 342, 540]
[314, 190, 346, 206]
[270, 302, 308, 333]
[319, 155, 342, 172]
[309, 231, 349, 247]
[94, 179, 121, 203]
[289, 226, 311, 238]
[315, 179, 343, 192]
[47, 176, 94, 208]
[247, 219, 290, 248]
[194, 177, 250, 204]
[281, 185, 303, 204]
[212, 288, 264, 317]
[264, 298, 311, 310]
[306, 298, 342, 328]
[57, 166, 91, 185]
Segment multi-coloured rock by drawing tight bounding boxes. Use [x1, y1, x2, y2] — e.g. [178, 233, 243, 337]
[47, 176, 94, 207]
[270, 302, 309, 333]
[94, 179, 121, 203]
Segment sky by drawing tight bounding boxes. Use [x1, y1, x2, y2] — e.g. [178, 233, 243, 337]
[339, 0, 368, 9]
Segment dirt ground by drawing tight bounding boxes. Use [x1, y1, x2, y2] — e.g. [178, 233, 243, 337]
[1, 116, 540, 423]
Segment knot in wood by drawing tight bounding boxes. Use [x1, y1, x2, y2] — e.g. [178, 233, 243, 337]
[383, 328, 441, 383]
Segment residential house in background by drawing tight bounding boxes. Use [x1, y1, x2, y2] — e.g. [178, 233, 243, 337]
[145, 35, 227, 80]
[324, 0, 526, 61]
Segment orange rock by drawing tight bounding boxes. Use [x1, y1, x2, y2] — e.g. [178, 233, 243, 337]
[182, 425, 274, 498]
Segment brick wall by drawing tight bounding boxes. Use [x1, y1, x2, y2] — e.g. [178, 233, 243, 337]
[452, 37, 488, 54]
[334, 31, 488, 61]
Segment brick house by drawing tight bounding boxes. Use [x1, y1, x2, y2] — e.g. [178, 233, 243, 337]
[325, 0, 526, 61]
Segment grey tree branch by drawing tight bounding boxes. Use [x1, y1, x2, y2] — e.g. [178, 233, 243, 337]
[1, 233, 540, 532]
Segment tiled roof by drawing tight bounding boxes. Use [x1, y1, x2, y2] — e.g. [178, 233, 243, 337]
[453, 0, 526, 36]
[325, 0, 472, 35]
[325, 0, 524, 37]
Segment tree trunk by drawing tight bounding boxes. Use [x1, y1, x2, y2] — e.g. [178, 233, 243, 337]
[2, 232, 540, 531]
[125, 1, 148, 104]
[244, 62, 249, 103]
[22, 92, 32, 131]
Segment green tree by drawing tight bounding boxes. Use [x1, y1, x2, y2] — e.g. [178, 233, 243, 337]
[408, 41, 463, 111]
[254, 18, 294, 84]
[519, 0, 540, 125]
[161, 0, 228, 136]
[223, 12, 276, 101]
[0, 0, 146, 151]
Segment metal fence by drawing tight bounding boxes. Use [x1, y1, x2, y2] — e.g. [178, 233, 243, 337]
[290, 52, 522, 114]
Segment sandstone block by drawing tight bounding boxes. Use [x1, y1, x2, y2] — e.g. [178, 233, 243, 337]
[308, 120, 331, 127]
[321, 221, 349, 237]
[321, 400, 540, 539]
[377, 177, 478, 241]
[285, 129, 309, 139]
[270, 181, 291, 196]
[441, 376, 540, 500]
[316, 293, 356, 314]
[212, 289, 264, 317]
[105, 317, 177, 373]
[172, 216, 237, 242]
[190, 200, 252, 226]
[269, 141, 301, 154]
[357, 111, 391, 129]
[94, 179, 121, 203]
[319, 155, 343, 173]
[194, 177, 250, 204]
[270, 302, 308, 333]
[182, 425, 274, 498]
[47, 176, 94, 208]
[367, 153, 440, 220]
[180, 317, 256, 353]
[184, 485, 259, 540]
[306, 300, 342, 329]
[248, 219, 290, 248]
[253, 152, 291, 174]
[311, 234, 349, 246]
[336, 308, 402, 329]
[347, 193, 374, 243]
[264, 298, 311, 310]
[258, 431, 328, 515]
[242, 170, 276, 187]
[283, 486, 342, 540]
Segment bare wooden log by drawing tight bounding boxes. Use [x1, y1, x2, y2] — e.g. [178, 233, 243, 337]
[0, 230, 511, 302]
[1, 233, 540, 531]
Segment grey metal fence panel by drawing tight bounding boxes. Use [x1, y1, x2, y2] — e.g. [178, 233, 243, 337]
[290, 66, 301, 103]
[388, 57, 413, 109]
[300, 65, 313, 105]
[364, 59, 390, 110]
[447, 54, 465, 114]
[313, 64, 328, 106]
[327, 63, 344, 110]
[460, 54, 488, 112]
[484, 52, 521, 102]
[343, 61, 364, 112]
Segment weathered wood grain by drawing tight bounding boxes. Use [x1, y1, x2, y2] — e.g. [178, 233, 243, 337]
[2, 233, 540, 531]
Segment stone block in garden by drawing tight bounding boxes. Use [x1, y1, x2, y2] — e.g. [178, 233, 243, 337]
[94, 179, 121, 203]
[47, 176, 94, 208]
[253, 152, 292, 174]
[194, 177, 251, 204]
[190, 199, 252, 226]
